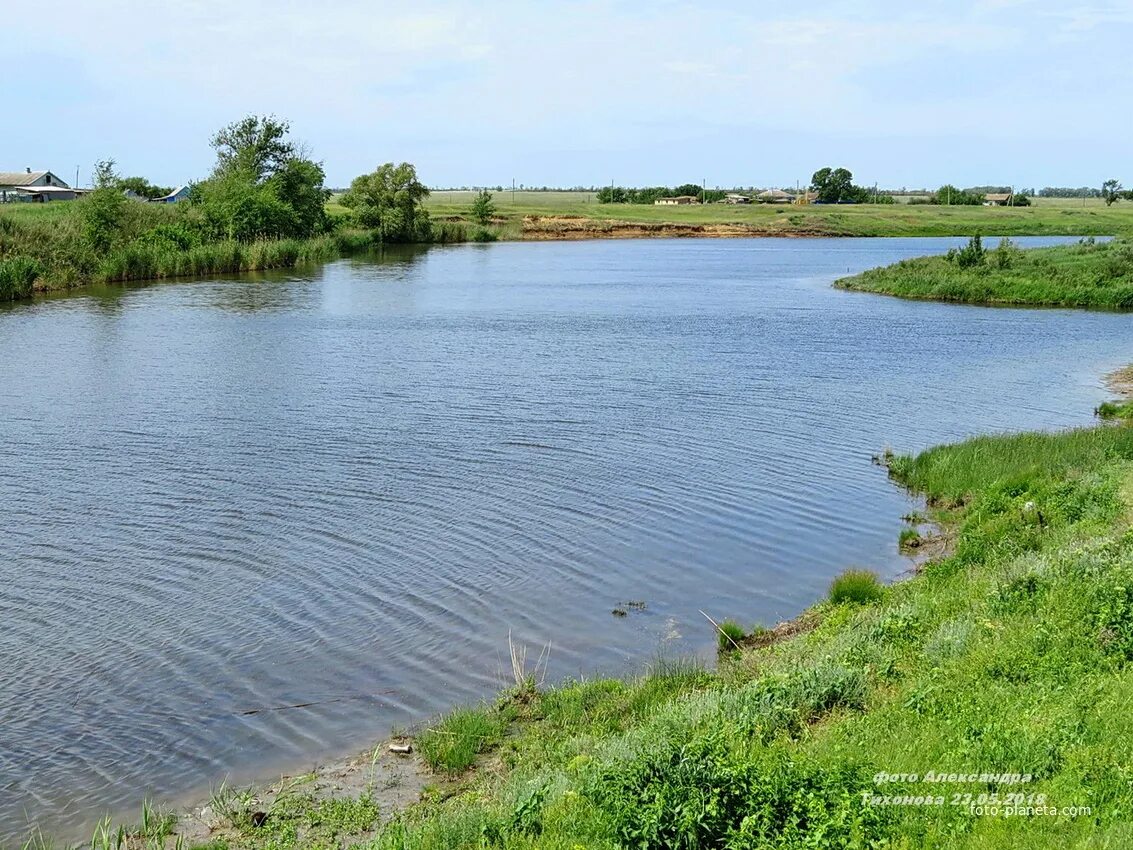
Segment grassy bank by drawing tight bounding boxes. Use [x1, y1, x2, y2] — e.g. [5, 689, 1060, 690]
[25, 413, 1133, 849]
[837, 236, 1133, 308]
[417, 192, 1133, 240]
[0, 204, 470, 301]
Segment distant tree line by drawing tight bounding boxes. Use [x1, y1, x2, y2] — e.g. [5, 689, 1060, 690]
[597, 184, 727, 204]
[1039, 187, 1103, 198]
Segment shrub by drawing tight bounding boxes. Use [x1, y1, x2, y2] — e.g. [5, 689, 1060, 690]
[949, 234, 986, 269]
[586, 736, 887, 849]
[829, 569, 884, 605]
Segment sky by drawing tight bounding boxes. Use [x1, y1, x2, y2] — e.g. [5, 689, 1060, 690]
[4, 0, 1131, 190]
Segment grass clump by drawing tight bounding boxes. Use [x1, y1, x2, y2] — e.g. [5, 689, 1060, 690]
[1097, 399, 1133, 420]
[416, 704, 511, 774]
[828, 568, 885, 605]
[716, 618, 746, 653]
[898, 526, 922, 551]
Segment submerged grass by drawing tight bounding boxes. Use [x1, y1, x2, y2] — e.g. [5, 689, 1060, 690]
[837, 236, 1133, 308]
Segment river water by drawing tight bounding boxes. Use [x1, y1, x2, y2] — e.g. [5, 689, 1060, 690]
[1, 236, 1128, 840]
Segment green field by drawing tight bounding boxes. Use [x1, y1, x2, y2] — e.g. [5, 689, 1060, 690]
[837, 237, 1133, 308]
[414, 191, 1133, 239]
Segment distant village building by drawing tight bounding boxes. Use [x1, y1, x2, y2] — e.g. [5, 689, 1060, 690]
[983, 192, 1013, 206]
[0, 169, 77, 202]
[654, 195, 699, 205]
[152, 185, 190, 203]
[722, 193, 751, 204]
[757, 188, 795, 204]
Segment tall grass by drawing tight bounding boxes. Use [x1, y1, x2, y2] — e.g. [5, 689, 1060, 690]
[0, 199, 467, 300]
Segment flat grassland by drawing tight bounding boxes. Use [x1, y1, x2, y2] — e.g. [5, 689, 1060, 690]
[837, 237, 1133, 309]
[418, 191, 1133, 239]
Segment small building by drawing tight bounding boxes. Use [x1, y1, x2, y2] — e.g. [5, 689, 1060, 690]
[722, 193, 751, 204]
[654, 195, 699, 205]
[0, 168, 71, 202]
[757, 188, 796, 204]
[152, 185, 190, 204]
[14, 186, 87, 202]
[983, 192, 1013, 206]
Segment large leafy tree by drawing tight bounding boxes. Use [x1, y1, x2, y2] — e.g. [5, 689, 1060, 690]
[209, 115, 296, 183]
[194, 115, 328, 240]
[810, 167, 855, 203]
[341, 163, 432, 242]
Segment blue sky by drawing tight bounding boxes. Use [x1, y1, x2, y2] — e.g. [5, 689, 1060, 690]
[5, 1, 1130, 189]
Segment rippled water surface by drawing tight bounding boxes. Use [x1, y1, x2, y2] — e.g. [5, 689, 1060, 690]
[2, 237, 1130, 839]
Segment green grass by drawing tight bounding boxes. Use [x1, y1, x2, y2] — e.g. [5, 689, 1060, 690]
[829, 568, 886, 605]
[1097, 400, 1133, 420]
[716, 618, 747, 653]
[416, 704, 512, 774]
[837, 236, 1133, 308]
[421, 191, 1133, 239]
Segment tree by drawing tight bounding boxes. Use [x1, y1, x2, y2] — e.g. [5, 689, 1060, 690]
[194, 115, 328, 240]
[340, 162, 432, 242]
[810, 167, 855, 203]
[119, 176, 173, 199]
[83, 159, 126, 252]
[471, 189, 496, 225]
[1103, 179, 1123, 206]
[268, 157, 330, 236]
[210, 115, 296, 183]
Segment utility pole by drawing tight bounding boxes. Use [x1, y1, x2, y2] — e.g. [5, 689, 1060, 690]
[74, 165, 79, 189]
[512, 177, 516, 205]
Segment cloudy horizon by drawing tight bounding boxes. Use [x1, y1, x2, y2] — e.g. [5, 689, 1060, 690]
[5, 1, 1131, 190]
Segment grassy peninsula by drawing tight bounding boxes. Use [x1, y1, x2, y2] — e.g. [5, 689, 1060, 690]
[28, 411, 1133, 849]
[837, 236, 1133, 308]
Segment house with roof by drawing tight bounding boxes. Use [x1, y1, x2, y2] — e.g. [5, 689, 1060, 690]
[983, 192, 1014, 206]
[654, 195, 699, 205]
[757, 188, 796, 204]
[0, 169, 76, 202]
[152, 185, 190, 203]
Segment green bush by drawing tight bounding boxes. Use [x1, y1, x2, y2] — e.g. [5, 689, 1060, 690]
[829, 569, 885, 605]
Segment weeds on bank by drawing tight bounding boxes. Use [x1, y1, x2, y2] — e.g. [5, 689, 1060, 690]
[828, 568, 885, 605]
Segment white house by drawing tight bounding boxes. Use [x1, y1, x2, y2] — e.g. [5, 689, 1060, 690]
[0, 169, 72, 202]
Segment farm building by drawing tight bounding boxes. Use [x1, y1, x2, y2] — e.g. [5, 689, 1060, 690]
[757, 188, 795, 204]
[153, 185, 190, 203]
[0, 169, 73, 202]
[983, 193, 1014, 206]
[654, 195, 699, 205]
[722, 193, 751, 204]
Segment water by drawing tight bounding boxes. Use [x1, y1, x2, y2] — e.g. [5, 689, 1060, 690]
[1, 236, 1128, 840]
